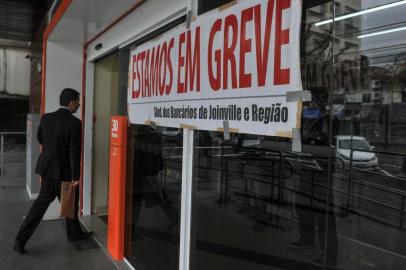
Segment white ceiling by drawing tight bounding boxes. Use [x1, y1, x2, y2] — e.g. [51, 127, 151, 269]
[48, 0, 143, 43]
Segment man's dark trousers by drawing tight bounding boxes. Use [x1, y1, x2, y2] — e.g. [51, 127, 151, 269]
[15, 177, 82, 246]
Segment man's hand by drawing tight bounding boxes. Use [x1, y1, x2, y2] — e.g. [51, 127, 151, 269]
[72, 180, 80, 186]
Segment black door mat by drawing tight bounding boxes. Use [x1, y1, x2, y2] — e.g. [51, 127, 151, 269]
[71, 236, 100, 251]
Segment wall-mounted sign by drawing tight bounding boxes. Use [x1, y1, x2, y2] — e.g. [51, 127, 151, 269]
[303, 108, 321, 119]
[128, 0, 303, 137]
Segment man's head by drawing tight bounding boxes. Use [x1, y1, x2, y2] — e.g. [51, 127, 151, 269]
[59, 88, 80, 113]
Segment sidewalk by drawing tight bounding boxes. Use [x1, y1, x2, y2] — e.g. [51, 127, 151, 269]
[0, 172, 120, 270]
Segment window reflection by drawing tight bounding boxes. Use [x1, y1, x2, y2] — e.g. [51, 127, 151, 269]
[333, 1, 406, 270]
[190, 131, 339, 269]
[188, 1, 406, 270]
[125, 125, 182, 270]
[122, 1, 406, 270]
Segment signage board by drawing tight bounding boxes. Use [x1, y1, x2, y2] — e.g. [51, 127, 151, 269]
[108, 116, 128, 260]
[128, 0, 303, 137]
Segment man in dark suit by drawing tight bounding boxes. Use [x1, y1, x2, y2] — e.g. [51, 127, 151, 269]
[14, 88, 92, 254]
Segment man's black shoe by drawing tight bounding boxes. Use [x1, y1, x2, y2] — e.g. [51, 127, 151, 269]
[13, 241, 27, 254]
[68, 231, 93, 241]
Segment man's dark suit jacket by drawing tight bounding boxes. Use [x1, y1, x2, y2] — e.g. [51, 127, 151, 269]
[35, 108, 81, 181]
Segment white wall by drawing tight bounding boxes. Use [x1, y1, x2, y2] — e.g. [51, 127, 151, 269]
[0, 47, 30, 96]
[45, 41, 83, 116]
[40, 41, 82, 218]
[45, 0, 192, 215]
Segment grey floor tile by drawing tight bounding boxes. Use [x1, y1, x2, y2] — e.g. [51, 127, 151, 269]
[0, 176, 119, 270]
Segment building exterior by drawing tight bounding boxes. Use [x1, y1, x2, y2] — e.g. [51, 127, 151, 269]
[0, 47, 31, 132]
[34, 0, 406, 269]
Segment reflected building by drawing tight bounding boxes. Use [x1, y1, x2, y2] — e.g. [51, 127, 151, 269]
[302, 0, 406, 149]
[301, 0, 362, 146]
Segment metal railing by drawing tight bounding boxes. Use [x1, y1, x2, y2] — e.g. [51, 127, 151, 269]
[194, 145, 406, 230]
[346, 148, 406, 228]
[0, 132, 26, 184]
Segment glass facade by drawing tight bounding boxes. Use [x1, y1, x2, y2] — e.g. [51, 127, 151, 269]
[124, 126, 183, 270]
[124, 1, 406, 269]
[190, 131, 339, 269]
[331, 0, 406, 269]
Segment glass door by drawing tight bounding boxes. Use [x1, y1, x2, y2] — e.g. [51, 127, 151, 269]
[93, 52, 119, 218]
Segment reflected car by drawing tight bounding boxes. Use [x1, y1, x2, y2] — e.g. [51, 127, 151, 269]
[229, 134, 264, 152]
[162, 127, 182, 137]
[334, 136, 378, 168]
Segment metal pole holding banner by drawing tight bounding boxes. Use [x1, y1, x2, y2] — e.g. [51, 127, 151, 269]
[179, 128, 194, 270]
